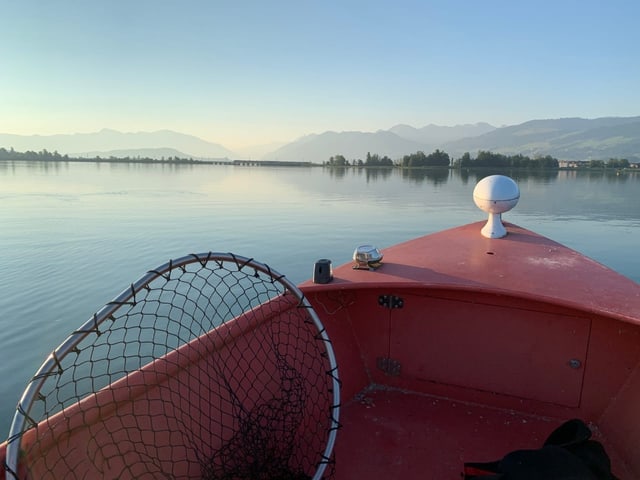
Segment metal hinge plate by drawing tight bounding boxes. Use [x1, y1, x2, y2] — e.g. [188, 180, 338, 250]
[378, 295, 404, 309]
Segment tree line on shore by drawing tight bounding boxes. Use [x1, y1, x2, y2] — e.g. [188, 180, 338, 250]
[0, 147, 202, 164]
[326, 149, 634, 169]
[1, 146, 633, 170]
[455, 151, 558, 169]
[327, 149, 558, 168]
[327, 150, 451, 167]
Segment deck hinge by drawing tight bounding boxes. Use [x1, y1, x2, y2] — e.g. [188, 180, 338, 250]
[377, 357, 401, 376]
[378, 295, 404, 309]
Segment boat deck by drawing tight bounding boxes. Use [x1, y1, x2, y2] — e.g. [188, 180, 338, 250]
[335, 388, 633, 479]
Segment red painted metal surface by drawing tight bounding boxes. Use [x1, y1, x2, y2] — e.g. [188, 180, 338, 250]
[302, 221, 640, 325]
[300, 221, 640, 479]
[389, 293, 591, 406]
[334, 389, 635, 479]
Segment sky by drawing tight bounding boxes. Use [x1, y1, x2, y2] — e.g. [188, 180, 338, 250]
[1, 0, 639, 153]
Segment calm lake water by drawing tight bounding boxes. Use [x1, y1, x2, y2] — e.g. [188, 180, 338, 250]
[1, 160, 639, 436]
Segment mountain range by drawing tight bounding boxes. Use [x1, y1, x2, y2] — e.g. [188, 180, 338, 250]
[1, 117, 638, 163]
[0, 128, 236, 160]
[441, 117, 640, 162]
[263, 117, 640, 163]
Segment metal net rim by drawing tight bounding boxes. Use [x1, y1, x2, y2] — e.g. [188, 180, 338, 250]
[5, 251, 340, 480]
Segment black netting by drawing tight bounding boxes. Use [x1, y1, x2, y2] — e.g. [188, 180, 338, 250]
[5, 253, 339, 480]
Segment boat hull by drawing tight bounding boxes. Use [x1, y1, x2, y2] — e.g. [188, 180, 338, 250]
[3, 222, 640, 479]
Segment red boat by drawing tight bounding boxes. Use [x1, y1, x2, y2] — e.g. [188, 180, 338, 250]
[2, 176, 639, 479]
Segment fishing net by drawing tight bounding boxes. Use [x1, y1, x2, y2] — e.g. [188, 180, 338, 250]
[5, 253, 340, 480]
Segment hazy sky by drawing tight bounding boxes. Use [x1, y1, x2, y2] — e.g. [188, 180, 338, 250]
[2, 0, 638, 151]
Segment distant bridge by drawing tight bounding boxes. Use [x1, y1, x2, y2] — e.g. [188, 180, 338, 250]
[231, 160, 313, 167]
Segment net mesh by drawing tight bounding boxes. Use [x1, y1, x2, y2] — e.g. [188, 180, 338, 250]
[5, 253, 339, 480]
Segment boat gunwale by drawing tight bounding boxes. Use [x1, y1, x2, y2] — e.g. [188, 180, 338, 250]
[303, 281, 640, 326]
[301, 221, 640, 327]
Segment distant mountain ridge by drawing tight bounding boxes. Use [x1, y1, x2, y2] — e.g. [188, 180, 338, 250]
[2, 117, 638, 164]
[388, 122, 496, 144]
[263, 116, 640, 163]
[264, 130, 429, 163]
[263, 123, 494, 162]
[0, 128, 237, 159]
[442, 116, 640, 161]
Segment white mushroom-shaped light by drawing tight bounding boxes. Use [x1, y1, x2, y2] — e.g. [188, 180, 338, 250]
[473, 175, 520, 238]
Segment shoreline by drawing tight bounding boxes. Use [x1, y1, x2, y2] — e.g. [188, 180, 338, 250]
[1, 158, 637, 173]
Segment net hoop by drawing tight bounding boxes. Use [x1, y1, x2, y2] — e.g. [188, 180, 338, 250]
[5, 252, 340, 480]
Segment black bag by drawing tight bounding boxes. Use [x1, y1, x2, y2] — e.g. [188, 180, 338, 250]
[463, 419, 618, 479]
